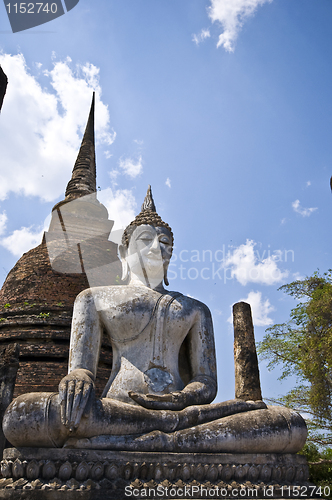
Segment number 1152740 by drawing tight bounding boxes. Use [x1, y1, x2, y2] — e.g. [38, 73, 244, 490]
[6, 3, 58, 14]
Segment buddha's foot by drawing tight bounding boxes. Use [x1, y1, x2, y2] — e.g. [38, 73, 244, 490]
[63, 430, 174, 451]
[176, 398, 267, 431]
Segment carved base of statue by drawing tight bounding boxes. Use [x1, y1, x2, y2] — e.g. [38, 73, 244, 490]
[0, 447, 312, 499]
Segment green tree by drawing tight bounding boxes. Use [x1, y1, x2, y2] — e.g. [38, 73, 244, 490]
[258, 271, 332, 488]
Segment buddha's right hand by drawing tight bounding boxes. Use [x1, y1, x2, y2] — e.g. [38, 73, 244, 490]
[58, 369, 94, 432]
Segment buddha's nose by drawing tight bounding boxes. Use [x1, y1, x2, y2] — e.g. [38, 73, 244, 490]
[150, 236, 160, 250]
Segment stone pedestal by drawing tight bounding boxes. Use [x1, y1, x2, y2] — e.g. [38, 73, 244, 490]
[0, 447, 312, 499]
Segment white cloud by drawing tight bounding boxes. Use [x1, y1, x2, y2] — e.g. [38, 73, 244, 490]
[0, 212, 8, 236]
[207, 0, 272, 52]
[228, 291, 274, 327]
[166, 178, 171, 188]
[104, 151, 112, 159]
[292, 272, 304, 281]
[1, 226, 44, 257]
[98, 187, 137, 234]
[292, 199, 317, 217]
[118, 155, 143, 179]
[109, 170, 119, 182]
[306, 181, 311, 187]
[192, 29, 211, 45]
[45, 58, 116, 147]
[223, 239, 289, 286]
[0, 53, 115, 203]
[0, 213, 50, 257]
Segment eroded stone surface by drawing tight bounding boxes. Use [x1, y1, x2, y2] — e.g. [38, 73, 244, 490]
[233, 302, 262, 401]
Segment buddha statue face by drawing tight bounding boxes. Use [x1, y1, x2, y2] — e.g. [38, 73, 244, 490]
[120, 224, 172, 288]
[119, 186, 173, 288]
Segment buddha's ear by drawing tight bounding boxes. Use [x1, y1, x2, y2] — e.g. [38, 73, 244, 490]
[119, 244, 129, 281]
[164, 262, 169, 287]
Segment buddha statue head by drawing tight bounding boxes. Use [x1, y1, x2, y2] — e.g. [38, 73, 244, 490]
[119, 186, 173, 288]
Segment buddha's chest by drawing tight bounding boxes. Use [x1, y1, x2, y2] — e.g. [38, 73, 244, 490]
[100, 295, 191, 346]
[99, 294, 192, 397]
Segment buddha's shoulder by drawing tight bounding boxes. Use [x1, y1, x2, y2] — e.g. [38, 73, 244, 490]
[75, 285, 140, 301]
[75, 285, 166, 306]
[170, 292, 212, 318]
[74, 287, 212, 317]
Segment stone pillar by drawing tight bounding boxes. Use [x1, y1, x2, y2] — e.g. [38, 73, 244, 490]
[0, 344, 19, 457]
[233, 302, 262, 401]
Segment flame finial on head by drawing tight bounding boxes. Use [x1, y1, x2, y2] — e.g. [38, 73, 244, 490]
[141, 185, 156, 212]
[121, 186, 174, 248]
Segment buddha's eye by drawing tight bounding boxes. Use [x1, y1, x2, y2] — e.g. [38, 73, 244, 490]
[159, 236, 170, 245]
[138, 237, 153, 243]
[136, 232, 154, 243]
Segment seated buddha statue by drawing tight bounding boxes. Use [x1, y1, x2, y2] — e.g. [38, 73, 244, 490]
[3, 187, 307, 453]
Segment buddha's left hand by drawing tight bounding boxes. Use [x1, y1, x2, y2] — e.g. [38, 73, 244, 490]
[128, 391, 186, 410]
[129, 375, 217, 410]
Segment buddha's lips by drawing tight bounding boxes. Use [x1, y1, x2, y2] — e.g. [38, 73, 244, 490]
[146, 254, 162, 261]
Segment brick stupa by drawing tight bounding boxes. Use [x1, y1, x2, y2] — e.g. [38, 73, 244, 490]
[0, 94, 121, 397]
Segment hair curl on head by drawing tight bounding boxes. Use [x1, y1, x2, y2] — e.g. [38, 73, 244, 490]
[121, 186, 174, 251]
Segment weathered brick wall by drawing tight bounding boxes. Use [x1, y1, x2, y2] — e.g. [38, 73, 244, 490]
[0, 238, 91, 306]
[14, 361, 111, 398]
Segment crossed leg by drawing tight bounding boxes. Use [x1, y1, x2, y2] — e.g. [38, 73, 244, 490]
[3, 392, 306, 454]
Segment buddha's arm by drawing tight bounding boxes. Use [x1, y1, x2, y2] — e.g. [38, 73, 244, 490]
[182, 303, 218, 405]
[58, 289, 102, 431]
[129, 302, 217, 410]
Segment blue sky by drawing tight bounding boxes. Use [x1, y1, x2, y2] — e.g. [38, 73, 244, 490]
[0, 0, 331, 403]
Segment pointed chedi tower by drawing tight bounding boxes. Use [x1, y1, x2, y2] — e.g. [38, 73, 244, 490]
[0, 94, 120, 397]
[64, 91, 97, 201]
[45, 93, 118, 283]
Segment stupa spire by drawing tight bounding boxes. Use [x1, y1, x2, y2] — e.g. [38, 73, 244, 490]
[65, 93, 96, 201]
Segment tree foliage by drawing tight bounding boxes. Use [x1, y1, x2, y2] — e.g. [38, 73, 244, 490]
[258, 270, 332, 447]
[300, 443, 332, 496]
[258, 271, 332, 488]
